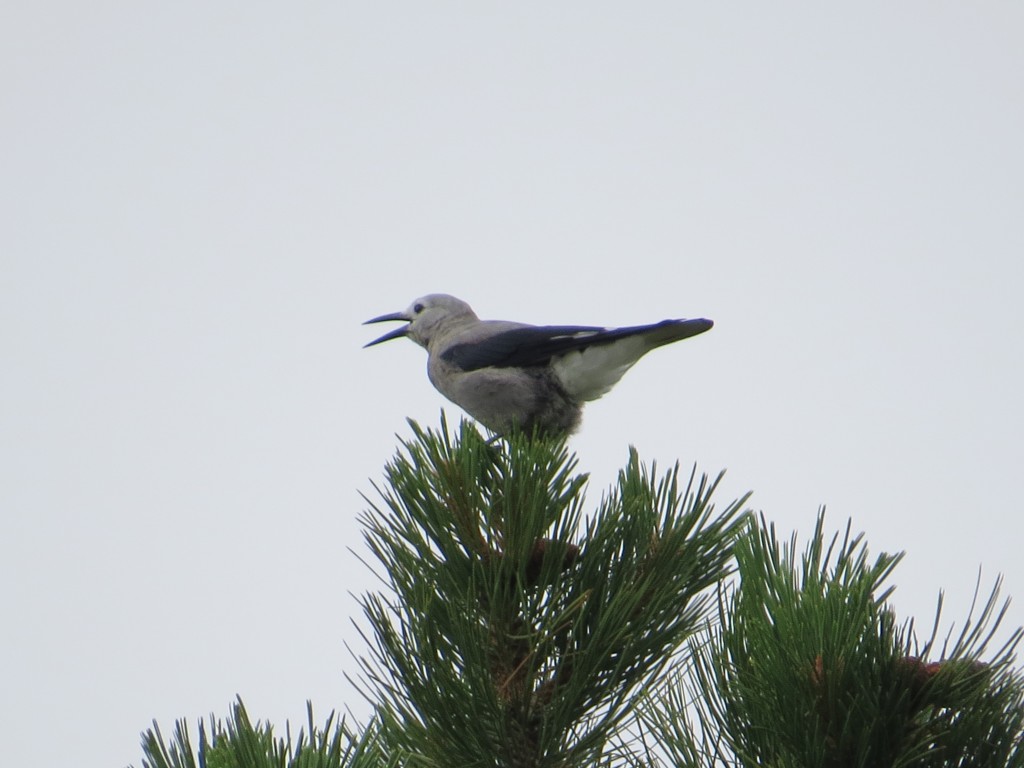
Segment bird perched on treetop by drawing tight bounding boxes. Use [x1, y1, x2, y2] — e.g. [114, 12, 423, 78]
[364, 294, 712, 437]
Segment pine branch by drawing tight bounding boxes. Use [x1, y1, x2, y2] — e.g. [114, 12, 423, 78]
[351, 416, 749, 767]
[645, 511, 1024, 768]
[134, 698, 382, 768]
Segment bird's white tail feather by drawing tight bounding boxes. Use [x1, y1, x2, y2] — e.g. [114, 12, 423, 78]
[551, 337, 649, 401]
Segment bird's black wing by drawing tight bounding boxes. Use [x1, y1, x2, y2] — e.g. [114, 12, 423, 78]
[441, 321, 705, 372]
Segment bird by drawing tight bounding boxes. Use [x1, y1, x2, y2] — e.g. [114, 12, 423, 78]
[363, 294, 713, 437]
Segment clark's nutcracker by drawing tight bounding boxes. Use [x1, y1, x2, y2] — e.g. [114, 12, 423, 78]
[364, 294, 713, 436]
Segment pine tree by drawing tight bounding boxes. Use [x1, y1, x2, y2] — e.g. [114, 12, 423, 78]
[134, 418, 1024, 768]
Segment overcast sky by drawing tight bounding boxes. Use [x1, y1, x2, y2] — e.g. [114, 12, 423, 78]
[2, 4, 1023, 767]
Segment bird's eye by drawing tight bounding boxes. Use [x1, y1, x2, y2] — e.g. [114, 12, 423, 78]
[414, 303, 425, 314]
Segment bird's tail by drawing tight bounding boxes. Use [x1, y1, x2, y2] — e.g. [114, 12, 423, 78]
[642, 318, 714, 349]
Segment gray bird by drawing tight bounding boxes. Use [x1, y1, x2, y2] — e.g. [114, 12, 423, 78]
[364, 294, 713, 437]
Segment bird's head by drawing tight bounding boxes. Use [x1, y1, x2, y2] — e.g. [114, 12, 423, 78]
[364, 294, 478, 349]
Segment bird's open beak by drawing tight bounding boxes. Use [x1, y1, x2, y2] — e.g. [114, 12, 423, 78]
[363, 311, 411, 347]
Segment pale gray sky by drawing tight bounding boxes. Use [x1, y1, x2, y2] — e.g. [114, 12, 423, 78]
[2, 4, 1022, 766]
